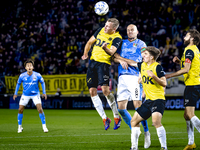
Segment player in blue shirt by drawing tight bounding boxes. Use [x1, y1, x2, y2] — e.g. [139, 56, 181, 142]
[13, 59, 48, 133]
[113, 24, 151, 148]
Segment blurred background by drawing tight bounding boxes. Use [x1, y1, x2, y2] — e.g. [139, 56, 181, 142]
[0, 0, 200, 110]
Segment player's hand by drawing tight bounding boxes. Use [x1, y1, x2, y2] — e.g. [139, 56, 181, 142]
[81, 54, 88, 60]
[119, 60, 128, 70]
[42, 94, 47, 100]
[13, 95, 17, 100]
[173, 56, 181, 64]
[147, 70, 155, 78]
[102, 42, 107, 50]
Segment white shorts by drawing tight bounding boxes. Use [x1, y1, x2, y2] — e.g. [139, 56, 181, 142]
[117, 75, 142, 101]
[19, 94, 42, 106]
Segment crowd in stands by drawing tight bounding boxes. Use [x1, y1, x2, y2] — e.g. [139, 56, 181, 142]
[0, 0, 200, 83]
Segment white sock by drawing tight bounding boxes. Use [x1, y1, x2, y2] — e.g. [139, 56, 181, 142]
[42, 124, 47, 128]
[131, 127, 140, 149]
[18, 125, 22, 128]
[105, 93, 119, 118]
[156, 126, 167, 149]
[186, 120, 194, 145]
[191, 116, 200, 133]
[91, 95, 107, 119]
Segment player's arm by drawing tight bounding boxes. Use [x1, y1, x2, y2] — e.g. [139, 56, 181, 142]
[165, 50, 193, 79]
[147, 65, 166, 87]
[102, 37, 122, 56]
[39, 74, 47, 100]
[13, 76, 22, 100]
[82, 28, 101, 60]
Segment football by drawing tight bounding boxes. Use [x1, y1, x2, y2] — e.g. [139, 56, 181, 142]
[94, 1, 109, 16]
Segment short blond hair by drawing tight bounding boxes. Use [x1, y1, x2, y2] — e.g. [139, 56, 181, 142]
[107, 18, 119, 29]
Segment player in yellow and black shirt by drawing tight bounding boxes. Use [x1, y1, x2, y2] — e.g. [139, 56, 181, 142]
[120, 46, 167, 150]
[81, 18, 122, 131]
[166, 29, 200, 150]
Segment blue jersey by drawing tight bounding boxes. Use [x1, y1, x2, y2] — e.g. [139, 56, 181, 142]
[117, 39, 147, 77]
[14, 71, 46, 96]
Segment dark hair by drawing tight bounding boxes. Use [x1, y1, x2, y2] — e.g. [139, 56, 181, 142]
[24, 59, 34, 67]
[188, 29, 200, 45]
[145, 46, 161, 60]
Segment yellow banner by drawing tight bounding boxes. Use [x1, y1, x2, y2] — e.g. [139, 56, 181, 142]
[5, 74, 89, 95]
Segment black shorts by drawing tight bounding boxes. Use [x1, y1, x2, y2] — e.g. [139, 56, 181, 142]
[137, 99, 166, 120]
[184, 85, 200, 107]
[86, 60, 110, 89]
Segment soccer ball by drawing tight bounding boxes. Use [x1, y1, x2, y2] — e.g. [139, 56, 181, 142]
[94, 1, 109, 16]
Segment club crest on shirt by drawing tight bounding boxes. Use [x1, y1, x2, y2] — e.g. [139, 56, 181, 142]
[108, 37, 112, 41]
[33, 77, 36, 81]
[133, 43, 137, 47]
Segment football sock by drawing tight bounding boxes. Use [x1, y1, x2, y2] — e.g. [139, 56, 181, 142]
[105, 93, 119, 118]
[186, 120, 194, 145]
[191, 116, 200, 133]
[17, 113, 23, 125]
[156, 126, 167, 149]
[118, 109, 132, 129]
[91, 95, 107, 119]
[141, 120, 149, 132]
[135, 107, 149, 132]
[131, 127, 140, 149]
[39, 112, 46, 124]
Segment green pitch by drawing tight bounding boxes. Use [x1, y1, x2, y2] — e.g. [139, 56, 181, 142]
[0, 109, 199, 150]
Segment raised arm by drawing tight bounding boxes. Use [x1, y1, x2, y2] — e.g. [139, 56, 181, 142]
[82, 36, 96, 60]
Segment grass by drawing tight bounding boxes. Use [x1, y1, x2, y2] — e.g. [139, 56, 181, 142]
[0, 109, 200, 150]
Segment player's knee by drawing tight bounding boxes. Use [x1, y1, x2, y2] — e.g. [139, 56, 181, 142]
[89, 88, 97, 97]
[102, 89, 110, 97]
[152, 121, 162, 128]
[18, 109, 23, 114]
[37, 108, 43, 113]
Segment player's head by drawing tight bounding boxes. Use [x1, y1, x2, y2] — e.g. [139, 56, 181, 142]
[127, 24, 138, 40]
[104, 18, 119, 34]
[24, 59, 34, 72]
[142, 46, 161, 62]
[184, 29, 200, 46]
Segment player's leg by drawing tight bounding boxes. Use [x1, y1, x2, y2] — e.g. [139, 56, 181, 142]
[151, 100, 167, 150]
[131, 102, 151, 150]
[118, 100, 132, 129]
[183, 86, 200, 150]
[97, 61, 120, 130]
[87, 60, 108, 129]
[18, 95, 30, 133]
[133, 100, 150, 149]
[184, 107, 196, 150]
[117, 75, 132, 129]
[102, 85, 121, 130]
[33, 95, 48, 132]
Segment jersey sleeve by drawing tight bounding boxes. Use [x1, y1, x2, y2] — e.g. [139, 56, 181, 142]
[112, 38, 122, 49]
[185, 49, 194, 63]
[14, 75, 23, 95]
[137, 62, 142, 72]
[93, 28, 102, 38]
[156, 65, 165, 78]
[38, 73, 46, 94]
